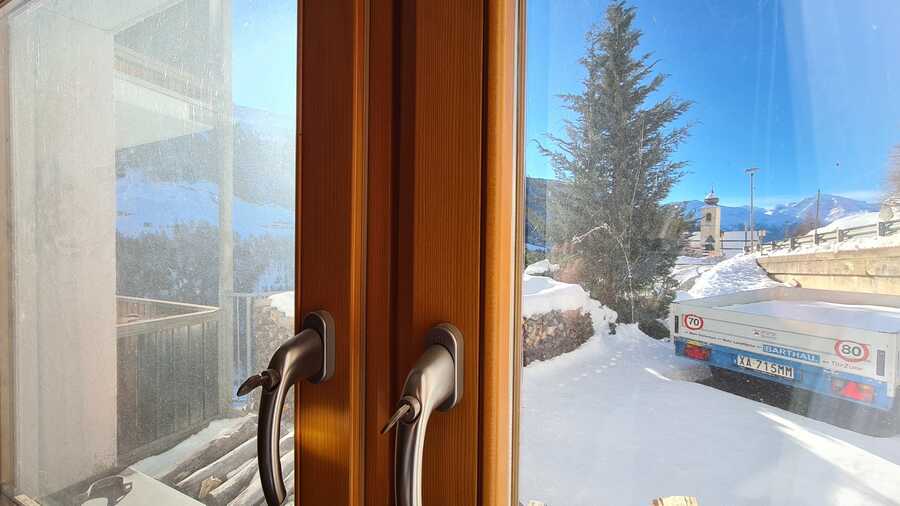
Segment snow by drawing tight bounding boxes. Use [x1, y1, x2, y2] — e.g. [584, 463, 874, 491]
[524, 259, 559, 275]
[269, 291, 295, 318]
[767, 212, 900, 256]
[522, 268, 617, 336]
[519, 323, 900, 506]
[116, 172, 294, 238]
[132, 416, 250, 478]
[813, 212, 878, 234]
[721, 300, 900, 333]
[681, 254, 781, 300]
[671, 256, 720, 287]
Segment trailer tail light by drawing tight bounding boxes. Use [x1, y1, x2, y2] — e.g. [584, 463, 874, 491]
[683, 343, 710, 361]
[831, 378, 875, 402]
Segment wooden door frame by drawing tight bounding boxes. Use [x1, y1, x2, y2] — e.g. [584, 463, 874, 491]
[295, 0, 368, 505]
[299, 0, 521, 504]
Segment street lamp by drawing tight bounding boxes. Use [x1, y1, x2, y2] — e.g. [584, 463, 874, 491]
[745, 167, 760, 251]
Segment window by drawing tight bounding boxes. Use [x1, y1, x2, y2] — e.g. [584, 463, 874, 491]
[519, 1, 900, 505]
[0, 1, 298, 503]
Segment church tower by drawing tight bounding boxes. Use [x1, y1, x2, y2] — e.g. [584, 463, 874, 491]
[700, 188, 722, 256]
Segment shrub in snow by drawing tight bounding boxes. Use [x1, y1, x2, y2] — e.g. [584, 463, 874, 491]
[638, 319, 670, 340]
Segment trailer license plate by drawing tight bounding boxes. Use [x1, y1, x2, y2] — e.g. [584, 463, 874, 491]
[736, 355, 795, 380]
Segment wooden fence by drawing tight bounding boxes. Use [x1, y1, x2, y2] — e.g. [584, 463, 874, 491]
[759, 218, 900, 254]
[116, 296, 220, 461]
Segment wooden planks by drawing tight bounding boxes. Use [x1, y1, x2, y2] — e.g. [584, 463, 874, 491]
[296, 0, 367, 504]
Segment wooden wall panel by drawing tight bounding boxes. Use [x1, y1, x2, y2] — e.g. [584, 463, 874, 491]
[296, 0, 367, 505]
[396, 1, 485, 504]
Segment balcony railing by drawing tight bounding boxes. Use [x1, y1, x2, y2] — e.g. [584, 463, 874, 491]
[116, 296, 220, 461]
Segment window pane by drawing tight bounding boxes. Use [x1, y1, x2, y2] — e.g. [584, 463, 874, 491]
[519, 1, 900, 505]
[0, 0, 297, 503]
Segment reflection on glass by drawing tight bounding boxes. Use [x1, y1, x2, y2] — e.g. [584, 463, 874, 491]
[520, 1, 900, 505]
[1, 0, 297, 504]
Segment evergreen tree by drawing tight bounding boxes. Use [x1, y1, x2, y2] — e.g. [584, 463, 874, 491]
[539, 1, 692, 324]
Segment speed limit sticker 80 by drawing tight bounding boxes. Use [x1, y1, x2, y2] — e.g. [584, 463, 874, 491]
[834, 340, 869, 362]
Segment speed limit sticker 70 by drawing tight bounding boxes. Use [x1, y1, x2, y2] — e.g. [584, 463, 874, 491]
[683, 314, 704, 331]
[834, 340, 869, 362]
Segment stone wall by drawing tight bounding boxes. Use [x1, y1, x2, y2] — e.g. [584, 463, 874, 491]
[522, 309, 594, 365]
[758, 246, 900, 295]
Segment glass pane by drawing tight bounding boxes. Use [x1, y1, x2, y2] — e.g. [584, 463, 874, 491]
[0, 0, 298, 504]
[519, 1, 900, 505]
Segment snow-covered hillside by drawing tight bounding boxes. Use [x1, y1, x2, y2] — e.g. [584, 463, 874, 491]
[117, 172, 293, 237]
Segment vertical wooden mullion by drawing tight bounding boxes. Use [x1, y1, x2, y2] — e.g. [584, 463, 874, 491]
[296, 0, 367, 504]
[395, 1, 485, 504]
[364, 0, 398, 504]
[480, 0, 520, 504]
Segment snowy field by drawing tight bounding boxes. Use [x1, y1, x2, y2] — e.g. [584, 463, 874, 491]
[520, 256, 900, 506]
[519, 324, 900, 506]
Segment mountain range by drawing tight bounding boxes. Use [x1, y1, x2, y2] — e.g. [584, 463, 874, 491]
[525, 177, 879, 246]
[674, 194, 879, 240]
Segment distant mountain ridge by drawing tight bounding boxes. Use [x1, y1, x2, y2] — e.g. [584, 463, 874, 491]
[674, 194, 879, 240]
[525, 176, 879, 246]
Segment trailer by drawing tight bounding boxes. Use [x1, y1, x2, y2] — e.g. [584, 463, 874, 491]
[671, 287, 900, 411]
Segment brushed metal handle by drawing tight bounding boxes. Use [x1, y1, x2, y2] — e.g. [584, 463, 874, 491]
[383, 323, 463, 506]
[237, 310, 335, 506]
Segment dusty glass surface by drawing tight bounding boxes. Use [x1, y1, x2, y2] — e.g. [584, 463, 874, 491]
[0, 0, 298, 504]
[519, 1, 900, 505]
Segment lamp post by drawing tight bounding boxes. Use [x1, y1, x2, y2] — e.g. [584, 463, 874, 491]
[745, 167, 760, 251]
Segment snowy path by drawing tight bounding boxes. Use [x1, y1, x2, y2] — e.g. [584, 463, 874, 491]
[519, 325, 900, 506]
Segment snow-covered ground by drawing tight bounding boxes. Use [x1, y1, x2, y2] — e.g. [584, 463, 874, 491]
[133, 416, 250, 478]
[519, 323, 900, 506]
[268, 291, 295, 318]
[523, 270, 616, 335]
[679, 253, 781, 300]
[520, 257, 900, 506]
[671, 256, 719, 287]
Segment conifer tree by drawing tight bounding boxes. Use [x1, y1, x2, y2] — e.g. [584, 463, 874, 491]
[539, 1, 692, 324]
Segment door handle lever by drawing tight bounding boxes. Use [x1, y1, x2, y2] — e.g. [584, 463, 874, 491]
[237, 310, 335, 506]
[382, 323, 463, 506]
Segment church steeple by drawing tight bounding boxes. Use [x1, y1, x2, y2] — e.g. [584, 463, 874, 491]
[704, 186, 720, 206]
[700, 186, 722, 256]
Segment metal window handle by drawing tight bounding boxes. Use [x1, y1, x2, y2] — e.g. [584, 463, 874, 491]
[382, 323, 463, 506]
[237, 310, 335, 506]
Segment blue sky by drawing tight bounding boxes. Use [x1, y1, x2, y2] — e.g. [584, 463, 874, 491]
[526, 0, 900, 207]
[231, 0, 297, 118]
